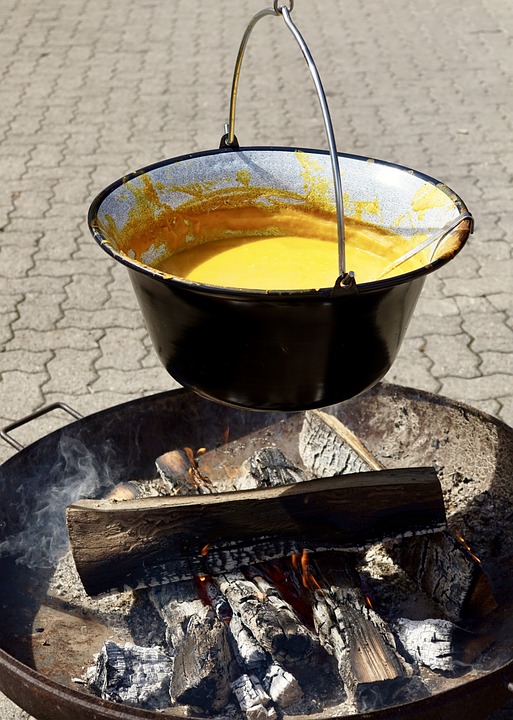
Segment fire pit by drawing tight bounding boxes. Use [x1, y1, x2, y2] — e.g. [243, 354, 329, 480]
[1, 383, 513, 720]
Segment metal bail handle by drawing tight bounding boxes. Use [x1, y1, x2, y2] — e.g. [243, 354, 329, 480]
[221, 2, 348, 280]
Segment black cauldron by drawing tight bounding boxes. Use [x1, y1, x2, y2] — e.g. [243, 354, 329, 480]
[88, 146, 471, 410]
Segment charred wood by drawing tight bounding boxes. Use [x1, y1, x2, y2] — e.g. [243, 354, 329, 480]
[299, 410, 382, 476]
[217, 570, 318, 666]
[387, 530, 497, 622]
[392, 618, 464, 674]
[87, 640, 172, 710]
[67, 467, 446, 595]
[155, 448, 214, 495]
[305, 554, 414, 709]
[170, 604, 233, 712]
[263, 664, 303, 708]
[232, 674, 277, 720]
[148, 580, 204, 650]
[299, 409, 496, 624]
[236, 447, 310, 490]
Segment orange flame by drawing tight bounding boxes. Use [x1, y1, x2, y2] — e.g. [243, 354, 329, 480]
[201, 544, 210, 557]
[223, 426, 230, 444]
[184, 447, 196, 465]
[454, 529, 481, 564]
[299, 550, 323, 592]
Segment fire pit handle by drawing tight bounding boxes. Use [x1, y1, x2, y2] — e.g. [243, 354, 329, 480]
[0, 402, 83, 451]
[220, 2, 349, 282]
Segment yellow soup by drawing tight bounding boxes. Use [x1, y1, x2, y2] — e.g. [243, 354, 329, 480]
[154, 221, 424, 290]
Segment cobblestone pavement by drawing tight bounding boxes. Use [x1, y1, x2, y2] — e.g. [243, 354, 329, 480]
[0, 0, 512, 717]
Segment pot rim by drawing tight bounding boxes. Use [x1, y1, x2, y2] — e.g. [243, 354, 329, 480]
[88, 145, 471, 299]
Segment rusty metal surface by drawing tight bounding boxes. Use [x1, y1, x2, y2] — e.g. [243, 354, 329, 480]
[0, 383, 513, 719]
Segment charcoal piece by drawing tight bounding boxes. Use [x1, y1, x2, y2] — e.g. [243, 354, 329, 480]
[148, 579, 204, 650]
[199, 576, 268, 673]
[229, 612, 269, 674]
[299, 409, 381, 477]
[392, 618, 462, 674]
[232, 674, 277, 720]
[170, 604, 233, 712]
[263, 664, 303, 708]
[218, 570, 318, 666]
[198, 574, 233, 624]
[88, 640, 172, 710]
[237, 447, 309, 490]
[388, 530, 497, 622]
[308, 555, 414, 710]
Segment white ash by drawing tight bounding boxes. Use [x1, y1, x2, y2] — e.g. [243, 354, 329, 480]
[231, 674, 277, 720]
[50, 550, 135, 636]
[393, 618, 462, 674]
[87, 640, 172, 710]
[263, 664, 303, 708]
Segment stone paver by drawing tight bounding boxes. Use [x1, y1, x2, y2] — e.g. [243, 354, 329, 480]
[1, 0, 512, 717]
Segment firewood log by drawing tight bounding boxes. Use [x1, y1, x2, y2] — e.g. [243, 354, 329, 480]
[217, 570, 318, 667]
[299, 409, 382, 476]
[67, 467, 445, 595]
[155, 448, 214, 495]
[299, 409, 497, 622]
[305, 554, 414, 709]
[170, 604, 232, 712]
[387, 531, 497, 622]
[86, 640, 173, 710]
[236, 447, 309, 490]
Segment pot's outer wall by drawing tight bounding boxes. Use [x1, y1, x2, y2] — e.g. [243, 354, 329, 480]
[89, 147, 471, 410]
[130, 269, 426, 410]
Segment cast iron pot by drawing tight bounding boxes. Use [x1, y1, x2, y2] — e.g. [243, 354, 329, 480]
[88, 147, 471, 410]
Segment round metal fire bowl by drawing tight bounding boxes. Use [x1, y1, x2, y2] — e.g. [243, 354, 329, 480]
[88, 147, 472, 410]
[1, 383, 513, 720]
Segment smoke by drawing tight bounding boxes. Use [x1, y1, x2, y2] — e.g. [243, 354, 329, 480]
[0, 434, 119, 569]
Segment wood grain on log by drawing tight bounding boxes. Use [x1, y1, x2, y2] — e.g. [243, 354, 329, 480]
[217, 570, 318, 666]
[299, 410, 382, 476]
[67, 467, 446, 595]
[307, 555, 413, 709]
[388, 531, 497, 621]
[170, 604, 232, 712]
[300, 409, 496, 622]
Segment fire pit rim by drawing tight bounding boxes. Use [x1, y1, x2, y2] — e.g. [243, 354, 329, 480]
[2, 383, 513, 720]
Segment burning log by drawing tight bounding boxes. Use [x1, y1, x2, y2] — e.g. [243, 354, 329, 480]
[217, 569, 318, 666]
[392, 618, 464, 674]
[303, 554, 415, 710]
[170, 604, 233, 712]
[67, 467, 446, 595]
[87, 640, 172, 710]
[232, 674, 277, 720]
[236, 447, 309, 490]
[155, 448, 214, 495]
[199, 575, 268, 674]
[299, 410, 496, 622]
[299, 409, 382, 476]
[387, 531, 497, 622]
